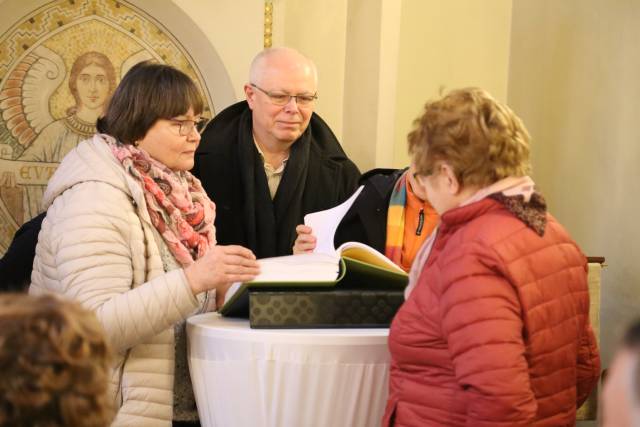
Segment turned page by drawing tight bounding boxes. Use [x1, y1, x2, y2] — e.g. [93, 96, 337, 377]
[337, 241, 405, 274]
[303, 185, 364, 255]
[304, 185, 404, 274]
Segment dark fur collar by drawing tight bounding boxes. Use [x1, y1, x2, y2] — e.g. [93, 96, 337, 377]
[490, 192, 547, 236]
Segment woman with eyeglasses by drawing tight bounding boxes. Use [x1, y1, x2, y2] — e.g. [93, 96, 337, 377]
[382, 88, 600, 426]
[29, 61, 260, 427]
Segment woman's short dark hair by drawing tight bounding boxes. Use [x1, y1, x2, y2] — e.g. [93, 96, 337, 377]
[96, 61, 203, 145]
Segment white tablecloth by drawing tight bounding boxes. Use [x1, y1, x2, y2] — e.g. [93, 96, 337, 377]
[187, 313, 391, 427]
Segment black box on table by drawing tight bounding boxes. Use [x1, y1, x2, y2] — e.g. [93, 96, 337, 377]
[248, 289, 405, 329]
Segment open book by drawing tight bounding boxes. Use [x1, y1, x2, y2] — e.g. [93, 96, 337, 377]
[219, 186, 408, 316]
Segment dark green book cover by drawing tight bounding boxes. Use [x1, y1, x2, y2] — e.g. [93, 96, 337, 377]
[219, 254, 408, 318]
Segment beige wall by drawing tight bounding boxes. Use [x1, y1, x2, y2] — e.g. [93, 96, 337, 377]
[392, 0, 513, 168]
[172, 0, 264, 106]
[508, 0, 640, 377]
[279, 0, 348, 140]
[341, 0, 402, 171]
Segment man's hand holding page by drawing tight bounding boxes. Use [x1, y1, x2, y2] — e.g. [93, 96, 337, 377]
[293, 225, 317, 254]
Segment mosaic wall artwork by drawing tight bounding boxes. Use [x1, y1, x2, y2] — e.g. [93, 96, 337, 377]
[0, 0, 213, 254]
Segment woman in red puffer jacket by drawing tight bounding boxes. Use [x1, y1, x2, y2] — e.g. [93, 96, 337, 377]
[382, 88, 600, 427]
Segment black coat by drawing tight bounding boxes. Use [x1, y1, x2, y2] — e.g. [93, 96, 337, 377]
[193, 101, 360, 258]
[334, 168, 406, 252]
[0, 212, 45, 292]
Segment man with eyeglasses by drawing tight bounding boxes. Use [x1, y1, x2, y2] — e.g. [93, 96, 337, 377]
[193, 47, 360, 258]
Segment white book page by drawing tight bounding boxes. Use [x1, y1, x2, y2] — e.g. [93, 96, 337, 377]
[250, 252, 340, 282]
[303, 185, 364, 255]
[222, 252, 341, 306]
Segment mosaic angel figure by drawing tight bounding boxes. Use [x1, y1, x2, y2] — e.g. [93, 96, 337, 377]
[0, 46, 116, 220]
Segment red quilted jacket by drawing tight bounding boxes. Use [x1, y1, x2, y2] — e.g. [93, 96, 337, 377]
[382, 197, 600, 427]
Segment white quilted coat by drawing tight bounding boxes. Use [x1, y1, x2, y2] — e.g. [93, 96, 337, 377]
[30, 136, 205, 426]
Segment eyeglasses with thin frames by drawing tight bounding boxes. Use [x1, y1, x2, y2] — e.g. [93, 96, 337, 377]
[250, 83, 318, 107]
[169, 117, 209, 136]
[412, 166, 435, 185]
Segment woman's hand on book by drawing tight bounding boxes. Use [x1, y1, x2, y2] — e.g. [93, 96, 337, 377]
[184, 245, 260, 295]
[293, 225, 317, 254]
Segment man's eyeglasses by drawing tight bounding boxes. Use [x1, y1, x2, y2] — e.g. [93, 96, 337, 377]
[170, 118, 209, 136]
[250, 83, 318, 107]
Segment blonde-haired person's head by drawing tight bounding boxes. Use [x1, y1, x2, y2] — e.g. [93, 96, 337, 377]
[0, 293, 113, 427]
[408, 87, 531, 189]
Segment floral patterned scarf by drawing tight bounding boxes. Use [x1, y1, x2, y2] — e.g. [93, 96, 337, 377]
[108, 139, 216, 267]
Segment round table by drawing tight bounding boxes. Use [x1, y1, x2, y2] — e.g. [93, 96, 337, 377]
[187, 313, 391, 427]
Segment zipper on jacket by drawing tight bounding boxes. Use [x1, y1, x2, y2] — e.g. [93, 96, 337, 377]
[416, 208, 424, 236]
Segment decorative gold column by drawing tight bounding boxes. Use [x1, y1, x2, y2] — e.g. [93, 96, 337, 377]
[264, 1, 273, 48]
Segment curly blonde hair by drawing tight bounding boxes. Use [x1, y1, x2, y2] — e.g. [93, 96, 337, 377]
[0, 294, 113, 427]
[408, 87, 531, 188]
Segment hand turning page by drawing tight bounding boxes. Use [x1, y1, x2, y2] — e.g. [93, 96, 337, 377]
[303, 185, 364, 255]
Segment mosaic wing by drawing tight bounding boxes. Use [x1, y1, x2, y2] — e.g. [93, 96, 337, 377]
[0, 45, 65, 148]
